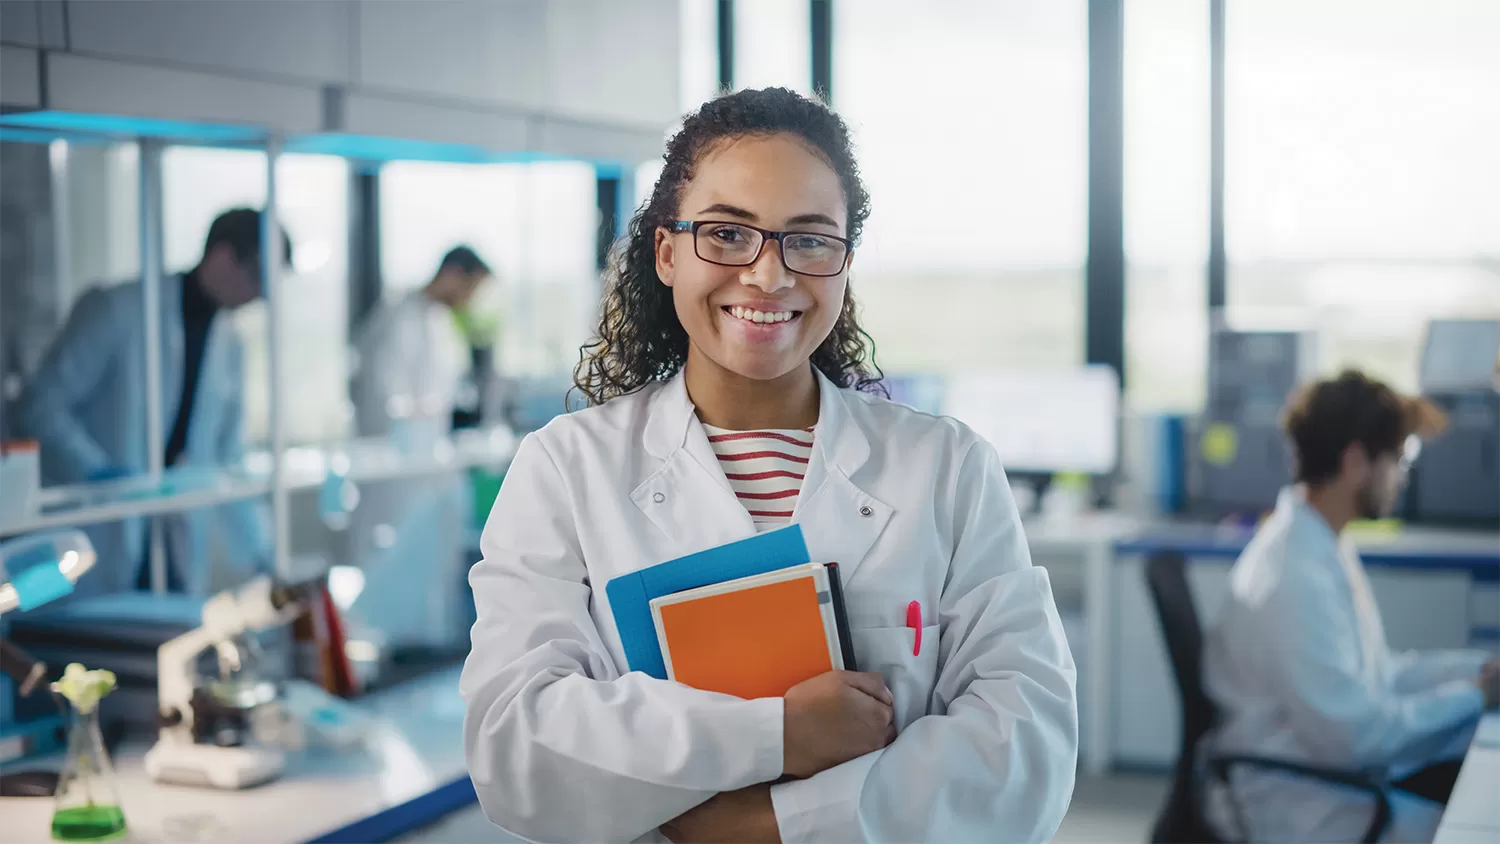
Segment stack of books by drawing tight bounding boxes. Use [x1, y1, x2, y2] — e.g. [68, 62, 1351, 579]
[607, 526, 856, 698]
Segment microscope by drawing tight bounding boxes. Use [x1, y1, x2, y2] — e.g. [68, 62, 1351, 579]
[142, 575, 323, 790]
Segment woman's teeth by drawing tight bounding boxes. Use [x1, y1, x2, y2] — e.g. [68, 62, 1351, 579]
[727, 306, 797, 324]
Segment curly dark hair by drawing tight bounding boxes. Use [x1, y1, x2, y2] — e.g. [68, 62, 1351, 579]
[1281, 369, 1448, 486]
[572, 87, 885, 407]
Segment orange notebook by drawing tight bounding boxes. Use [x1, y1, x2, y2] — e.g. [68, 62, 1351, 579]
[649, 562, 856, 700]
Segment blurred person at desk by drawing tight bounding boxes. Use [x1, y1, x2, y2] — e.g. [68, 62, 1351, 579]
[345, 246, 493, 650]
[1203, 370, 1500, 843]
[13, 208, 288, 599]
[461, 88, 1077, 844]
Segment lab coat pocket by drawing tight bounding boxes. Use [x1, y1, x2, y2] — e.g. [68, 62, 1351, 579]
[852, 625, 942, 731]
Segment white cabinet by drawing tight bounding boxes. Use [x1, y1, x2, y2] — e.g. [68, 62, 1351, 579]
[355, 0, 547, 110]
[0, 44, 39, 108]
[66, 0, 353, 84]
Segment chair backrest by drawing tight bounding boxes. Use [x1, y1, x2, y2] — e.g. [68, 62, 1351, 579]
[1145, 553, 1219, 750]
[1144, 553, 1224, 843]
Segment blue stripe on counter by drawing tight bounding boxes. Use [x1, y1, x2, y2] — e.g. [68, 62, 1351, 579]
[304, 775, 478, 844]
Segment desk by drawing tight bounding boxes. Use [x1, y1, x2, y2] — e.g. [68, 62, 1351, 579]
[1116, 522, 1500, 579]
[2, 667, 486, 844]
[1023, 511, 1143, 777]
[1434, 713, 1500, 844]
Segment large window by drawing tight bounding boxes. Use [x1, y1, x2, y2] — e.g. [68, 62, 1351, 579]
[162, 147, 351, 446]
[380, 161, 597, 379]
[1225, 0, 1500, 392]
[734, 0, 812, 95]
[835, 0, 1088, 374]
[1124, 0, 1210, 412]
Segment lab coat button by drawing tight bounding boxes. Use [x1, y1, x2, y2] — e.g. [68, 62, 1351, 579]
[653, 492, 666, 503]
[859, 505, 874, 518]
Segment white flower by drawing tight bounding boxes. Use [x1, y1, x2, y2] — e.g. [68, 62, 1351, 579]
[51, 663, 117, 715]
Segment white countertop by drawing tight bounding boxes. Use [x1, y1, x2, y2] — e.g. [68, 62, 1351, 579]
[1434, 712, 1500, 844]
[2, 667, 477, 844]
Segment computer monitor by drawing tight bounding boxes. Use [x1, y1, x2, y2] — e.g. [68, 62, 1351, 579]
[1420, 319, 1500, 393]
[943, 367, 1120, 475]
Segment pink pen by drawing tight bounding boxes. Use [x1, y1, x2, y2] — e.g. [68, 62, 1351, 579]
[906, 601, 922, 656]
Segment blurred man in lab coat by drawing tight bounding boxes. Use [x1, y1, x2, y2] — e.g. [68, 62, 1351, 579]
[350, 246, 492, 438]
[14, 208, 290, 598]
[346, 246, 492, 649]
[1203, 369, 1500, 843]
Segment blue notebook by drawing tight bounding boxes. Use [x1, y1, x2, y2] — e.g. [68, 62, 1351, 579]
[606, 524, 811, 679]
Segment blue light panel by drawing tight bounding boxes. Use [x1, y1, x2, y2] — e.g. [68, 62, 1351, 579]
[0, 111, 265, 143]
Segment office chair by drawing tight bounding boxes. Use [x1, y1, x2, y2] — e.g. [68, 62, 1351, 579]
[1143, 553, 1392, 844]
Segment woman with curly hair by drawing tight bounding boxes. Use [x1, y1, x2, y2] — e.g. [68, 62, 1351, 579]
[461, 87, 1077, 843]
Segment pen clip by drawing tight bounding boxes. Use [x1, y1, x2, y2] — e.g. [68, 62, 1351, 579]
[906, 600, 922, 656]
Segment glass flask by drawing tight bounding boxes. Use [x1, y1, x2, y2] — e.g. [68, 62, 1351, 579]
[50, 705, 127, 842]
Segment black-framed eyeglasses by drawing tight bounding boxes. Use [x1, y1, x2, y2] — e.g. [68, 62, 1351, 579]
[670, 220, 852, 277]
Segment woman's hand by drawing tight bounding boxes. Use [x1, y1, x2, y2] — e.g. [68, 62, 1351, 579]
[661, 785, 781, 843]
[782, 670, 895, 778]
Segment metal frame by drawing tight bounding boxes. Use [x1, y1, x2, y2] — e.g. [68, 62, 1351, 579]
[262, 135, 290, 581]
[137, 137, 167, 594]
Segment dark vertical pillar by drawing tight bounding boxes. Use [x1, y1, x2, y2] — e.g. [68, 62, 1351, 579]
[1208, 0, 1227, 313]
[811, 0, 833, 103]
[1086, 0, 1126, 386]
[596, 175, 621, 272]
[347, 168, 382, 338]
[717, 0, 735, 91]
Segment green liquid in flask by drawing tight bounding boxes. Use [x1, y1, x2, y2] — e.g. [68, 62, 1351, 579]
[50, 804, 127, 842]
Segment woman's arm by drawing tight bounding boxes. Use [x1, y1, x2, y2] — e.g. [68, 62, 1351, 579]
[767, 440, 1079, 843]
[460, 434, 785, 843]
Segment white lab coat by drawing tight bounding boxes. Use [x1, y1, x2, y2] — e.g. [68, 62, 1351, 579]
[460, 369, 1078, 843]
[349, 290, 470, 439]
[1203, 487, 1487, 843]
[14, 276, 270, 598]
[346, 291, 470, 647]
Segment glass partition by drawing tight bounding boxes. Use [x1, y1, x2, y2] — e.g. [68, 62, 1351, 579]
[161, 146, 352, 446]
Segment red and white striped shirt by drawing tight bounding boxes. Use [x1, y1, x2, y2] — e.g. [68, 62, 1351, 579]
[701, 423, 816, 531]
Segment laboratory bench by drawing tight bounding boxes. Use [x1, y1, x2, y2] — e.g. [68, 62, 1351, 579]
[1, 666, 489, 844]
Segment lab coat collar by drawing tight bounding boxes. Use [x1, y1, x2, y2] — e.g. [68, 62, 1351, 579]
[1277, 485, 1343, 556]
[633, 367, 889, 581]
[640, 366, 871, 477]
